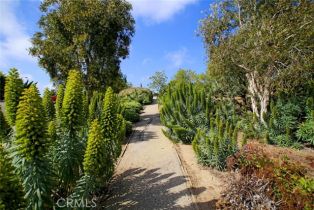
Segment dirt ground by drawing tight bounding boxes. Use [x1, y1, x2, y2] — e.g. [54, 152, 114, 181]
[101, 100, 231, 209]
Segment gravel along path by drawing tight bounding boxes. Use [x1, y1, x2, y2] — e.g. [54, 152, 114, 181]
[102, 100, 197, 210]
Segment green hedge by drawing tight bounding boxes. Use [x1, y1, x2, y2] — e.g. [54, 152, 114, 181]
[119, 87, 153, 105]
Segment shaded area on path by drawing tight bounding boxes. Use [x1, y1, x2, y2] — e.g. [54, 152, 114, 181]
[100, 167, 206, 210]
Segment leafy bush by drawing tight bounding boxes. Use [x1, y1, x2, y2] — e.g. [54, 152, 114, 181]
[122, 100, 142, 113]
[160, 83, 211, 143]
[122, 107, 140, 122]
[125, 120, 133, 135]
[192, 117, 237, 170]
[0, 144, 25, 210]
[297, 97, 314, 145]
[4, 68, 23, 126]
[121, 100, 142, 122]
[267, 99, 301, 147]
[119, 87, 153, 105]
[11, 85, 52, 209]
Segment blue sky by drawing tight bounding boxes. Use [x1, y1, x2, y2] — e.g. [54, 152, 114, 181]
[0, 0, 212, 92]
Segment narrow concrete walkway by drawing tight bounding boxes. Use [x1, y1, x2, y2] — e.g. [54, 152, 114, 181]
[102, 100, 196, 210]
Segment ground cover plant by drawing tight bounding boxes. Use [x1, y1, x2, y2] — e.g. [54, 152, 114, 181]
[218, 143, 314, 210]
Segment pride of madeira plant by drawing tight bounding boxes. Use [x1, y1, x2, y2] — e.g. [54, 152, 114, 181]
[11, 85, 52, 210]
[4, 68, 23, 126]
[101, 87, 123, 160]
[54, 70, 85, 192]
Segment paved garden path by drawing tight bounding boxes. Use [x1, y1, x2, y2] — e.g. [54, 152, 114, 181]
[102, 99, 197, 210]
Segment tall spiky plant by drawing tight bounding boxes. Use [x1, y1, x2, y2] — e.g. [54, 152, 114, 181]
[0, 108, 10, 143]
[11, 85, 52, 210]
[55, 84, 65, 121]
[160, 83, 211, 143]
[88, 91, 104, 123]
[42, 88, 55, 121]
[54, 70, 84, 192]
[0, 144, 25, 210]
[4, 68, 23, 126]
[83, 119, 113, 181]
[101, 87, 121, 159]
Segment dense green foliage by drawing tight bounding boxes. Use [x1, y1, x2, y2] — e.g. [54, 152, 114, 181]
[199, 0, 314, 124]
[121, 100, 142, 122]
[0, 145, 25, 210]
[160, 83, 210, 143]
[30, 0, 134, 93]
[0, 72, 5, 101]
[12, 85, 52, 210]
[42, 88, 55, 121]
[297, 97, 314, 146]
[193, 119, 237, 170]
[119, 87, 153, 105]
[4, 68, 24, 126]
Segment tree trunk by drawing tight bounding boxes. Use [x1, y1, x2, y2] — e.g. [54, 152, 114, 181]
[245, 71, 270, 126]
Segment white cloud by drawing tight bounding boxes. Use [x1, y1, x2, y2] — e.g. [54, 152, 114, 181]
[142, 58, 152, 65]
[0, 0, 35, 67]
[166, 47, 188, 68]
[128, 0, 198, 23]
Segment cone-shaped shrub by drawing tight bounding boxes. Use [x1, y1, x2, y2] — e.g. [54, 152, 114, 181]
[101, 87, 123, 160]
[54, 70, 84, 192]
[12, 85, 51, 210]
[0, 144, 25, 210]
[55, 84, 64, 121]
[88, 91, 104, 122]
[83, 119, 113, 180]
[101, 87, 117, 139]
[42, 88, 55, 121]
[62, 70, 83, 134]
[4, 68, 23, 126]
